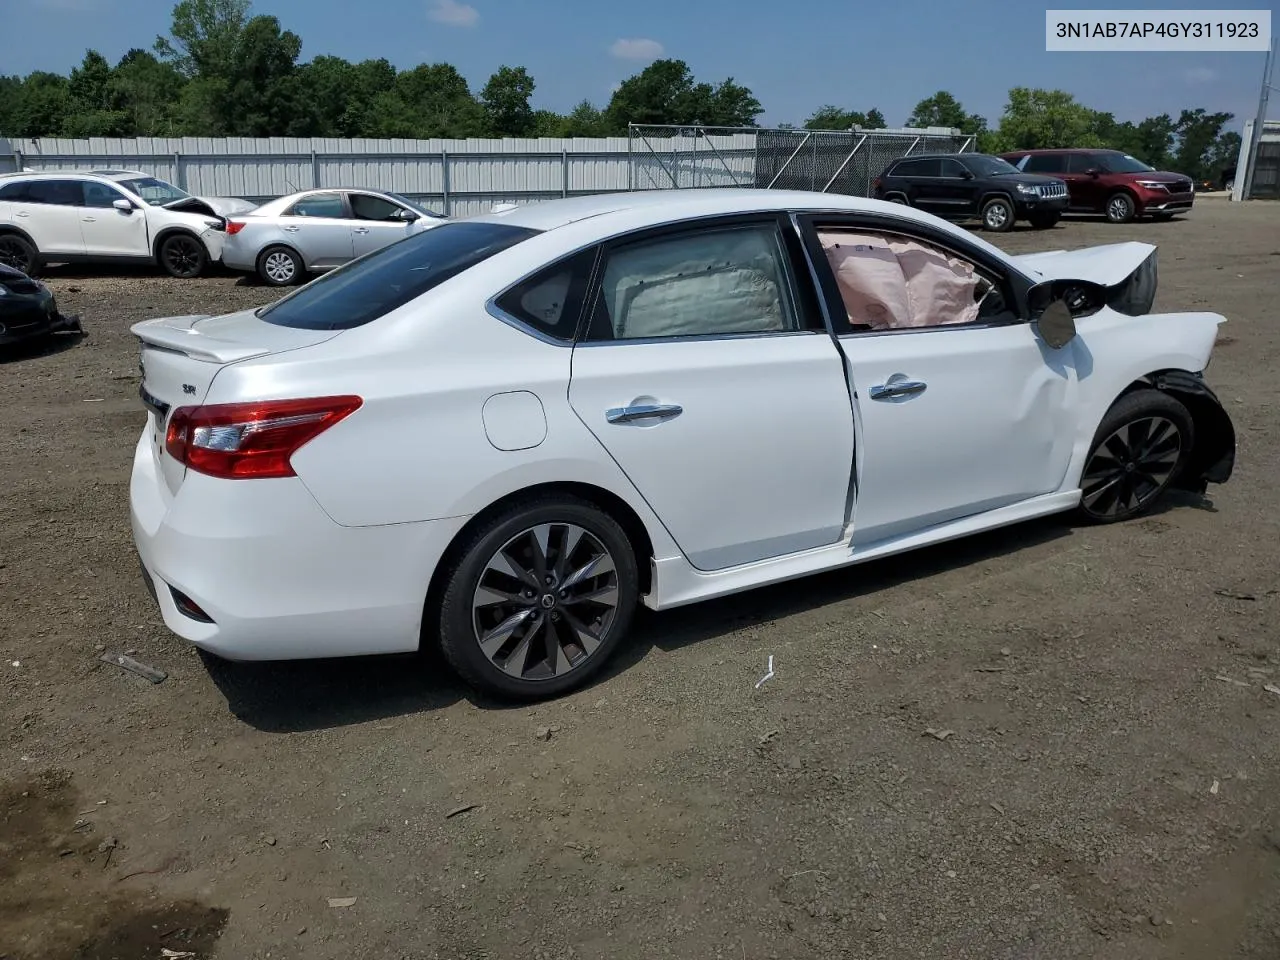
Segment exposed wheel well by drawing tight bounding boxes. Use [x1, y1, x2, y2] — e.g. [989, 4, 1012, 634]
[420, 481, 657, 649]
[1115, 370, 1235, 489]
[152, 227, 206, 260]
[979, 191, 1014, 208]
[882, 191, 910, 203]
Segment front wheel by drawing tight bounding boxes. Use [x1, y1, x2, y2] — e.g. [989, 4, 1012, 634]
[435, 496, 640, 700]
[1106, 192, 1136, 223]
[158, 233, 208, 279]
[0, 234, 39, 276]
[1077, 389, 1194, 524]
[981, 197, 1015, 232]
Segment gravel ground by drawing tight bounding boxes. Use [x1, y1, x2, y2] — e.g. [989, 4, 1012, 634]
[2, 197, 1279, 960]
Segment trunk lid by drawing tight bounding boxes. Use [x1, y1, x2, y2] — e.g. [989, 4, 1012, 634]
[132, 309, 343, 496]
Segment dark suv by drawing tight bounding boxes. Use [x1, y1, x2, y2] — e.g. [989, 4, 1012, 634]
[998, 149, 1194, 223]
[871, 153, 1069, 232]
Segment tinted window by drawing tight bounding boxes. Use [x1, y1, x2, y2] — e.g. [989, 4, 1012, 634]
[287, 193, 347, 218]
[349, 193, 406, 221]
[258, 221, 539, 330]
[24, 180, 82, 205]
[82, 180, 127, 208]
[0, 181, 29, 201]
[1065, 154, 1097, 174]
[584, 224, 800, 341]
[890, 159, 923, 177]
[939, 159, 969, 178]
[912, 158, 942, 177]
[493, 249, 596, 341]
[1022, 154, 1065, 174]
[1099, 153, 1155, 173]
[960, 155, 1021, 177]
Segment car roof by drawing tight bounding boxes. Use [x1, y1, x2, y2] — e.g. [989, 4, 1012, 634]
[1004, 148, 1117, 155]
[0, 169, 149, 181]
[889, 153, 985, 161]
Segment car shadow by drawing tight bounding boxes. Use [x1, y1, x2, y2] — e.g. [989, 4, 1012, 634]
[0, 329, 87, 363]
[206, 512, 1083, 734]
[36, 262, 242, 282]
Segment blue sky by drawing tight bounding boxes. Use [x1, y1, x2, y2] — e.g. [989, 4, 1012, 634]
[2, 0, 1275, 133]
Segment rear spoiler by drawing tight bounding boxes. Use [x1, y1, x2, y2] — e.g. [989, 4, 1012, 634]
[130, 315, 273, 364]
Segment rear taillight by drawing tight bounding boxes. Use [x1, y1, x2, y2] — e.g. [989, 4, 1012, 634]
[165, 396, 362, 479]
[225, 220, 246, 235]
[872, 177, 882, 192]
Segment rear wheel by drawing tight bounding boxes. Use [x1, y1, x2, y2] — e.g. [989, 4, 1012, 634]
[0, 234, 38, 276]
[435, 496, 640, 700]
[158, 233, 208, 279]
[1029, 212, 1060, 229]
[257, 246, 302, 287]
[981, 196, 1014, 232]
[1105, 192, 1136, 223]
[1077, 389, 1193, 524]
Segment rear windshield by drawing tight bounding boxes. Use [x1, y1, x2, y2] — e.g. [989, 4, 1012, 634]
[257, 220, 539, 330]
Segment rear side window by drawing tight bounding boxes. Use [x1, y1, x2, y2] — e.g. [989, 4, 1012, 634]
[24, 180, 82, 205]
[0, 181, 29, 201]
[258, 220, 539, 330]
[492, 248, 597, 341]
[287, 193, 347, 218]
[1023, 154, 1065, 174]
[1066, 154, 1096, 174]
[890, 159, 922, 177]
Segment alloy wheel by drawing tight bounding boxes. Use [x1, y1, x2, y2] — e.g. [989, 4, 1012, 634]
[163, 236, 203, 278]
[984, 202, 1010, 229]
[1079, 415, 1182, 519]
[1108, 195, 1133, 222]
[0, 238, 33, 273]
[471, 523, 621, 682]
[264, 251, 296, 284]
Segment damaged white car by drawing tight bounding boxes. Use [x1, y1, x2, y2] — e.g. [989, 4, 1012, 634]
[129, 189, 1236, 701]
[0, 169, 258, 278]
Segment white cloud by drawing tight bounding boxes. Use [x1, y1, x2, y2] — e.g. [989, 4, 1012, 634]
[1184, 66, 1217, 84]
[610, 38, 664, 61]
[428, 0, 478, 27]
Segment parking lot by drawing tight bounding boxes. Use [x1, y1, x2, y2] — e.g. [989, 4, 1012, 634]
[2, 195, 1279, 960]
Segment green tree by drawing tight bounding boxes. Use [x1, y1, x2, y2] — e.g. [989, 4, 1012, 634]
[155, 0, 251, 80]
[62, 50, 132, 136]
[109, 49, 185, 135]
[10, 72, 71, 137]
[221, 15, 305, 136]
[604, 59, 762, 131]
[906, 90, 985, 135]
[992, 88, 1107, 151]
[394, 63, 486, 138]
[481, 65, 536, 137]
[1172, 108, 1234, 179]
[804, 105, 870, 129]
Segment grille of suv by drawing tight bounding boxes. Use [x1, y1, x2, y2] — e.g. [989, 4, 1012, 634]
[1040, 182, 1068, 199]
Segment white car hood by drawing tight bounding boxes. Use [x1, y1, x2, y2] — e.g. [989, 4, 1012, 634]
[163, 195, 260, 217]
[1012, 241, 1156, 287]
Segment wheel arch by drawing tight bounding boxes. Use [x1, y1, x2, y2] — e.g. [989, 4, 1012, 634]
[151, 225, 207, 261]
[420, 480, 657, 649]
[978, 190, 1015, 209]
[1106, 185, 1141, 214]
[0, 225, 40, 263]
[1123, 369, 1236, 490]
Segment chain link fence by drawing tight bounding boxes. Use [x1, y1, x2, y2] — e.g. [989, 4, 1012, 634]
[627, 124, 974, 198]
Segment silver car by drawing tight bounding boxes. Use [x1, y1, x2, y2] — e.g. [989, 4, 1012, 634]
[222, 188, 447, 286]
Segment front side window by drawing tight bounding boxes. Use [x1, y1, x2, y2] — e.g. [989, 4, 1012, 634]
[349, 193, 407, 222]
[939, 159, 969, 178]
[286, 193, 347, 218]
[82, 180, 127, 208]
[118, 177, 189, 205]
[257, 220, 539, 330]
[1065, 154, 1097, 174]
[583, 223, 801, 341]
[816, 228, 1014, 332]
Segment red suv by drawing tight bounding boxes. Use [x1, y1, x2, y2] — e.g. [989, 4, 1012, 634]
[997, 149, 1194, 223]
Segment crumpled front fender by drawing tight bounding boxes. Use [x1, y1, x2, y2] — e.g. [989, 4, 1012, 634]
[1150, 369, 1236, 490]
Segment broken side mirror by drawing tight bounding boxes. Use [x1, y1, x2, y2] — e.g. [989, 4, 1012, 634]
[1029, 279, 1107, 349]
[1036, 299, 1077, 349]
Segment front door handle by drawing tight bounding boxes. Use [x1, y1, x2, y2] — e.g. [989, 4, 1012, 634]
[352, 227, 370, 234]
[869, 374, 927, 401]
[606, 403, 683, 424]
[282, 225, 299, 232]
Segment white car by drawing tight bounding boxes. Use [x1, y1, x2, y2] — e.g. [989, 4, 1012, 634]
[129, 189, 1236, 700]
[0, 170, 258, 278]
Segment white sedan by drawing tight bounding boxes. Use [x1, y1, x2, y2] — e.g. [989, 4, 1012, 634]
[129, 189, 1236, 700]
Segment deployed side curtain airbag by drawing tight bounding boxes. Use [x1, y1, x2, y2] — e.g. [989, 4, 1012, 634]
[818, 231, 980, 329]
[602, 229, 791, 339]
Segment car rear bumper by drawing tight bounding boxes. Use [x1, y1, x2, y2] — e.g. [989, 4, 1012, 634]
[129, 429, 470, 661]
[219, 238, 259, 272]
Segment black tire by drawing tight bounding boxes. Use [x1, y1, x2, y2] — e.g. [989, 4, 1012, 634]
[981, 196, 1015, 232]
[0, 234, 39, 276]
[158, 233, 208, 279]
[435, 495, 640, 701]
[1076, 389, 1194, 525]
[886, 195, 909, 205]
[257, 245, 303, 287]
[1029, 212, 1060, 230]
[1105, 191, 1136, 223]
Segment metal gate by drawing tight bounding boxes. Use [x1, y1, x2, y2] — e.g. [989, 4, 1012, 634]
[1249, 140, 1280, 199]
[627, 124, 975, 198]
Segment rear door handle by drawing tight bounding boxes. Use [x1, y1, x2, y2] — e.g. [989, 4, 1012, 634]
[282, 225, 299, 232]
[82, 217, 96, 222]
[606, 403, 683, 424]
[352, 227, 370, 234]
[869, 375, 927, 401]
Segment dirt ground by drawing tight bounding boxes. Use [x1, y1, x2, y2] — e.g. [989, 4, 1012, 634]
[2, 196, 1279, 960]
